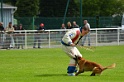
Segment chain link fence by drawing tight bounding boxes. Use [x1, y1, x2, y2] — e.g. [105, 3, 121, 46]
[14, 16, 122, 30]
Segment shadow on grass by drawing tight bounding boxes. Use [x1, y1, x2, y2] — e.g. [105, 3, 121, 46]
[35, 74, 67, 77]
[35, 73, 93, 77]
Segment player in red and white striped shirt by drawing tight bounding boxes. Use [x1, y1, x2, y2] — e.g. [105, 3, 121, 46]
[61, 26, 89, 76]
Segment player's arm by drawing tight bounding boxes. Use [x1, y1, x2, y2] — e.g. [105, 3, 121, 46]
[70, 43, 75, 46]
[63, 35, 75, 46]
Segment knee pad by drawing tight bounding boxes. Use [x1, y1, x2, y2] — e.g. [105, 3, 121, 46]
[67, 66, 76, 73]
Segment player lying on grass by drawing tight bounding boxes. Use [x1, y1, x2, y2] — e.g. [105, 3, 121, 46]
[61, 26, 89, 76]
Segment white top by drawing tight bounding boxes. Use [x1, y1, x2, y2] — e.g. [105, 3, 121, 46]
[85, 23, 90, 29]
[61, 28, 82, 46]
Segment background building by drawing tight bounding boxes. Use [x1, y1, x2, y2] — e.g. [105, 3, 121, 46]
[0, 3, 17, 27]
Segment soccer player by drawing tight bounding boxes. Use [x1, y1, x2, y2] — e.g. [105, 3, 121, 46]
[61, 26, 90, 76]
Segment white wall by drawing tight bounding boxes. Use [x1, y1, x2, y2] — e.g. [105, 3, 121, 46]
[0, 8, 16, 28]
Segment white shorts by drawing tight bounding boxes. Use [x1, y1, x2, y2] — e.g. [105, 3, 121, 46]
[62, 45, 82, 65]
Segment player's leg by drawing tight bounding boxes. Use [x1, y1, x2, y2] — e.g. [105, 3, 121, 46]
[73, 47, 83, 73]
[67, 58, 77, 76]
[74, 47, 82, 57]
[67, 47, 81, 76]
[62, 45, 77, 76]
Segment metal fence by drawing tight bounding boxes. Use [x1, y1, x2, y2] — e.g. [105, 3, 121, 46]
[14, 16, 122, 29]
[0, 28, 124, 49]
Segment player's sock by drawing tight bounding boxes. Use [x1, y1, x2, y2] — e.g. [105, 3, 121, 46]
[67, 66, 76, 76]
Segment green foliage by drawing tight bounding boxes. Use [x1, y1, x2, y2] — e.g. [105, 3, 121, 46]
[39, 0, 79, 17]
[15, 0, 39, 17]
[3, 0, 17, 6]
[99, 0, 123, 16]
[0, 46, 124, 82]
[39, 0, 67, 17]
[81, 0, 124, 16]
[81, 0, 100, 16]
[4, 0, 124, 17]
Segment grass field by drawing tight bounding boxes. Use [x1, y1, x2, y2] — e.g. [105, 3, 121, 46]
[0, 45, 124, 82]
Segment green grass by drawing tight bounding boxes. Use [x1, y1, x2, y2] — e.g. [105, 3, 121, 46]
[0, 45, 124, 82]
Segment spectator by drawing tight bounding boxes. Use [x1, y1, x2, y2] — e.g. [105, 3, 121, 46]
[17, 24, 25, 49]
[60, 23, 66, 36]
[5, 22, 15, 49]
[61, 23, 66, 29]
[0, 22, 4, 31]
[82, 20, 91, 46]
[13, 24, 18, 48]
[33, 23, 45, 48]
[66, 21, 73, 29]
[0, 22, 5, 49]
[72, 21, 79, 28]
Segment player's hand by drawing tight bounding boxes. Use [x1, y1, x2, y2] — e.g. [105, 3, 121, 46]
[70, 43, 75, 47]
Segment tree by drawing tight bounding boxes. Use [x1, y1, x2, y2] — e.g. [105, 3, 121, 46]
[39, 0, 79, 17]
[4, 0, 124, 17]
[39, 0, 66, 17]
[15, 0, 39, 17]
[99, 0, 124, 16]
[80, 0, 124, 16]
[4, 0, 17, 6]
[112, 0, 124, 16]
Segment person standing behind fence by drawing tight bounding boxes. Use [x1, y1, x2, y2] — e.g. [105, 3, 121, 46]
[0, 22, 4, 34]
[61, 23, 66, 29]
[5, 22, 15, 49]
[0, 22, 5, 49]
[60, 23, 66, 35]
[13, 24, 18, 48]
[66, 21, 73, 29]
[72, 21, 79, 28]
[17, 24, 25, 49]
[33, 23, 45, 48]
[82, 20, 91, 46]
[0, 22, 4, 31]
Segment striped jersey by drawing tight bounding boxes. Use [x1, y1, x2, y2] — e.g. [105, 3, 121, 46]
[61, 28, 82, 46]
